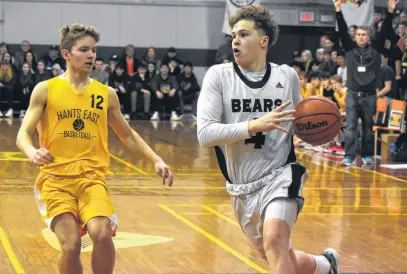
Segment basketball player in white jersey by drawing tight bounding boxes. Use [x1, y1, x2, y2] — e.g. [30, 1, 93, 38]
[197, 4, 339, 274]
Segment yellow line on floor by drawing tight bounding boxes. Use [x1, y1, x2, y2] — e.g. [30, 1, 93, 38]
[158, 204, 267, 273]
[0, 225, 25, 273]
[109, 153, 149, 176]
[201, 205, 240, 227]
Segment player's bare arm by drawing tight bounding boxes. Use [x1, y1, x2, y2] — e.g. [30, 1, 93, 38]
[107, 87, 173, 186]
[16, 81, 54, 165]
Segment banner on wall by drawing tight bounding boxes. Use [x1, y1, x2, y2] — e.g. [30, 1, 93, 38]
[222, 0, 260, 35]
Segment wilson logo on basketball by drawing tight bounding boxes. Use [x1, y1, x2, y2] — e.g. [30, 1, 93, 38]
[296, 121, 329, 132]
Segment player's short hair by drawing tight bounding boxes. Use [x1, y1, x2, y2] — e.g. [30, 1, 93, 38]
[60, 24, 100, 52]
[228, 4, 279, 48]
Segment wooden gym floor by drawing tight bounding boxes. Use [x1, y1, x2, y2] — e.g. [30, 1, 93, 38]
[0, 118, 406, 274]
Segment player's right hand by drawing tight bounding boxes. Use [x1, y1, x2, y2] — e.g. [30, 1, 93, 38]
[28, 148, 54, 166]
[248, 101, 296, 135]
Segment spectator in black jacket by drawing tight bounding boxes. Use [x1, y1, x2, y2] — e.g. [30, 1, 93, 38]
[334, 0, 389, 166]
[132, 64, 152, 120]
[17, 62, 35, 118]
[108, 63, 131, 120]
[121, 44, 140, 76]
[177, 62, 200, 118]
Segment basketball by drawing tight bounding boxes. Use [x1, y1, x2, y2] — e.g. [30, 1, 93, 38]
[293, 96, 342, 146]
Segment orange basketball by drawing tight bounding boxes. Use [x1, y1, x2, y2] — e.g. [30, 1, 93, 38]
[293, 96, 342, 146]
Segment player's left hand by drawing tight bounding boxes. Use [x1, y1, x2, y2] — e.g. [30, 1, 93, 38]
[154, 160, 173, 187]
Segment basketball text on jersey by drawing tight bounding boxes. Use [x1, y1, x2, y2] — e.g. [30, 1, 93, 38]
[56, 108, 101, 139]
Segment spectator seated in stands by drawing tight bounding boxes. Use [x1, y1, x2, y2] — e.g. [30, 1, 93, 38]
[177, 62, 200, 119]
[0, 60, 16, 118]
[121, 44, 140, 76]
[143, 46, 160, 68]
[2, 52, 17, 73]
[91, 58, 109, 85]
[162, 47, 183, 75]
[24, 51, 37, 74]
[150, 63, 181, 121]
[17, 62, 35, 118]
[319, 49, 338, 77]
[131, 64, 152, 120]
[14, 40, 38, 69]
[108, 63, 131, 120]
[43, 45, 66, 71]
[34, 60, 51, 86]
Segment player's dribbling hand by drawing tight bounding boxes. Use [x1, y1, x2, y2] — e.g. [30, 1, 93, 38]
[248, 100, 296, 135]
[28, 148, 54, 166]
[154, 159, 173, 187]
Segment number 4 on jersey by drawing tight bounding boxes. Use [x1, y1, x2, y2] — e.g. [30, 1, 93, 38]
[245, 132, 265, 149]
[91, 94, 104, 110]
[245, 118, 266, 149]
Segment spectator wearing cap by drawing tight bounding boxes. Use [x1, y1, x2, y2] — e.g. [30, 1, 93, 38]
[162, 47, 183, 72]
[131, 64, 152, 120]
[91, 58, 109, 84]
[108, 63, 132, 120]
[42, 45, 65, 71]
[105, 54, 119, 74]
[176, 62, 200, 118]
[121, 44, 140, 76]
[150, 62, 180, 121]
[0, 59, 16, 118]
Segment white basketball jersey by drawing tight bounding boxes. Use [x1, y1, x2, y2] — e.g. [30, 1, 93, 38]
[197, 62, 302, 185]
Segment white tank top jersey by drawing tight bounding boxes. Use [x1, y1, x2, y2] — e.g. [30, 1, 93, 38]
[197, 62, 302, 185]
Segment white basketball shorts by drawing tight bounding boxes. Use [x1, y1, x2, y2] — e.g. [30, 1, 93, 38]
[226, 162, 309, 257]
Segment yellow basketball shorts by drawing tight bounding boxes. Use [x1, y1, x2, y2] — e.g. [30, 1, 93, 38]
[34, 171, 118, 236]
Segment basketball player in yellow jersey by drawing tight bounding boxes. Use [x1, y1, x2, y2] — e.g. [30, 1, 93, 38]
[16, 24, 173, 274]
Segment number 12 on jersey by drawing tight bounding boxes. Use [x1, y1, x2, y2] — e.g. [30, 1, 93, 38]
[91, 94, 104, 110]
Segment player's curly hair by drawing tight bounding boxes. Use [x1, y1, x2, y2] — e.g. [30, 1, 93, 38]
[60, 24, 100, 52]
[228, 4, 279, 48]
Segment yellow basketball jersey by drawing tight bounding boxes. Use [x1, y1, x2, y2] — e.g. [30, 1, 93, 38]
[37, 75, 109, 176]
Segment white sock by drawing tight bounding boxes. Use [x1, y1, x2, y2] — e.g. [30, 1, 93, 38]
[312, 255, 331, 274]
